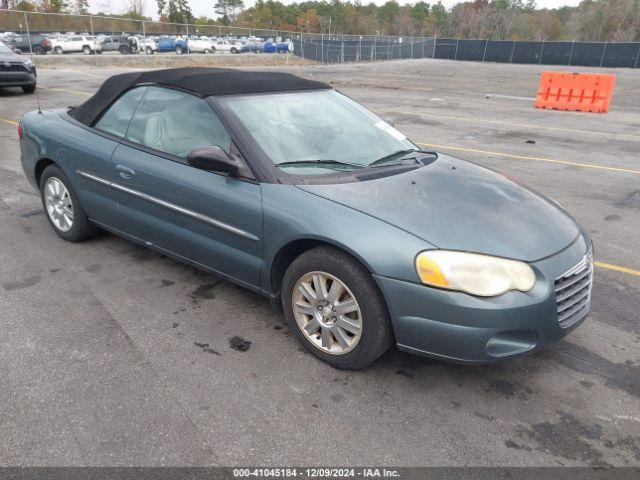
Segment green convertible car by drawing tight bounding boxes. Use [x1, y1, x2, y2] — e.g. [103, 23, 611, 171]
[19, 68, 593, 369]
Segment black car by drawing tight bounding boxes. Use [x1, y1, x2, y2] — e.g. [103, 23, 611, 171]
[0, 42, 37, 93]
[4, 33, 52, 55]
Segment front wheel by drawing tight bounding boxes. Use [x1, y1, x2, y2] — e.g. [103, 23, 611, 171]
[282, 246, 393, 369]
[146, 46, 153, 55]
[54, 46, 63, 54]
[82, 45, 91, 55]
[22, 84, 36, 94]
[40, 165, 97, 242]
[175, 45, 183, 55]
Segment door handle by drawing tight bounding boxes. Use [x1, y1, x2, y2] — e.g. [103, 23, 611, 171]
[115, 164, 135, 179]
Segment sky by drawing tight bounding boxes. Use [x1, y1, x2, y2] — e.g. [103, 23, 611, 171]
[94, 0, 583, 21]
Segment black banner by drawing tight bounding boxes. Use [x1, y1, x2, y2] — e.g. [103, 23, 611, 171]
[0, 467, 639, 480]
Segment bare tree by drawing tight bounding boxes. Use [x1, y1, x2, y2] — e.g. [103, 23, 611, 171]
[128, 0, 145, 17]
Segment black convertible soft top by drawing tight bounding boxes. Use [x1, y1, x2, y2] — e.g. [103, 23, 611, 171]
[70, 67, 331, 126]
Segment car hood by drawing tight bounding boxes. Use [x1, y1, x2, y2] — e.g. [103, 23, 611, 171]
[297, 155, 580, 262]
[0, 53, 22, 62]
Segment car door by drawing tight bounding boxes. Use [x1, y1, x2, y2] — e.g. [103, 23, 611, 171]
[103, 37, 113, 51]
[64, 36, 80, 52]
[158, 37, 170, 51]
[74, 86, 148, 227]
[107, 86, 263, 289]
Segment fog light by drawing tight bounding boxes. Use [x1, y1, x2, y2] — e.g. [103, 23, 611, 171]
[486, 330, 538, 358]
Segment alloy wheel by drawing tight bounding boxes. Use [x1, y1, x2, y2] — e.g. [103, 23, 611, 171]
[292, 271, 362, 355]
[44, 177, 74, 232]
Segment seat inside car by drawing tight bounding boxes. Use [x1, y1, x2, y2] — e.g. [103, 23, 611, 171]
[140, 105, 231, 158]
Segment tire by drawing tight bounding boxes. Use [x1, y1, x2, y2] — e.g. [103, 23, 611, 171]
[146, 46, 153, 55]
[204, 48, 211, 54]
[82, 45, 91, 55]
[22, 84, 36, 94]
[40, 165, 97, 242]
[54, 46, 63, 54]
[175, 45, 183, 55]
[33, 45, 44, 55]
[230, 47, 237, 54]
[96, 50, 102, 54]
[210, 47, 216, 53]
[282, 246, 393, 369]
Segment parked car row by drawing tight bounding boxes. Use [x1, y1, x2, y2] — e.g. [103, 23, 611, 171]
[0, 31, 293, 55]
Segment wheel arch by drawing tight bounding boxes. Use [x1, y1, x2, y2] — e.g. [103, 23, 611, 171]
[267, 236, 376, 298]
[34, 157, 56, 189]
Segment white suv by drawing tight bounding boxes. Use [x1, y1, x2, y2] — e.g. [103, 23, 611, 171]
[53, 35, 101, 55]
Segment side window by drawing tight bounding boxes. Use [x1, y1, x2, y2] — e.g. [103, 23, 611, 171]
[126, 86, 231, 158]
[94, 86, 147, 138]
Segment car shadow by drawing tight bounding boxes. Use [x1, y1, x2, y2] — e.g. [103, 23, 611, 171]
[0, 87, 27, 97]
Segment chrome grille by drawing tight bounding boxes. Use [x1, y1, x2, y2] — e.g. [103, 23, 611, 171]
[554, 251, 593, 328]
[0, 63, 28, 73]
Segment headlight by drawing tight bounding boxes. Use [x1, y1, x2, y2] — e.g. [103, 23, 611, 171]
[415, 250, 536, 297]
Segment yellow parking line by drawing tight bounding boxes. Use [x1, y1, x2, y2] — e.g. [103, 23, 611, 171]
[0, 118, 18, 126]
[416, 142, 640, 176]
[390, 110, 639, 140]
[595, 261, 640, 277]
[69, 69, 105, 79]
[38, 85, 91, 96]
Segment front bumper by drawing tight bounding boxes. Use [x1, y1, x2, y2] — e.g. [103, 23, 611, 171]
[0, 70, 36, 88]
[374, 234, 591, 363]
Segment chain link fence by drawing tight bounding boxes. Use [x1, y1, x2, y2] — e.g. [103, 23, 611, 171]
[2, 9, 639, 69]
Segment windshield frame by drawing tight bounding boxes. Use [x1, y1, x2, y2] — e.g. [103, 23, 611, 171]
[211, 89, 423, 185]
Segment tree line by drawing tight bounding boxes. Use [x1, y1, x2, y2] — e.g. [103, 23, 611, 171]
[1, 0, 639, 42]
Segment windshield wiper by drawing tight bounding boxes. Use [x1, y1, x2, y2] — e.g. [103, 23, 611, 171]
[369, 149, 421, 167]
[370, 149, 439, 168]
[276, 159, 365, 169]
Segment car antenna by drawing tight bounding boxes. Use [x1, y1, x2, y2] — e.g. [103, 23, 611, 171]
[35, 85, 42, 114]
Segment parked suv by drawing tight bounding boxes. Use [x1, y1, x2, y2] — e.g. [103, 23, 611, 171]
[4, 34, 52, 55]
[100, 36, 138, 54]
[53, 35, 101, 55]
[0, 41, 37, 93]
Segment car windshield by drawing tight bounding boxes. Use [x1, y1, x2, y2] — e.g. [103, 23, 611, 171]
[0, 43, 12, 54]
[218, 90, 416, 174]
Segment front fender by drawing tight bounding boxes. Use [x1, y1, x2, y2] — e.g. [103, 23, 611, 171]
[260, 184, 434, 294]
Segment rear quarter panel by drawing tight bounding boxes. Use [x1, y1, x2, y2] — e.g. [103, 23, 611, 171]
[20, 109, 120, 222]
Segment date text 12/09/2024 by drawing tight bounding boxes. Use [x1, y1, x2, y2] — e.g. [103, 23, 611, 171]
[233, 468, 401, 478]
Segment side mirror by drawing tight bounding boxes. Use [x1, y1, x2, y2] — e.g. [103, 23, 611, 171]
[187, 145, 245, 177]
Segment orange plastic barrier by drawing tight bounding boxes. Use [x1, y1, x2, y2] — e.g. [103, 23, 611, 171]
[535, 71, 616, 113]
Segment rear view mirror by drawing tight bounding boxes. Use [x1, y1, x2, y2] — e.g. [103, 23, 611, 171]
[187, 145, 247, 177]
